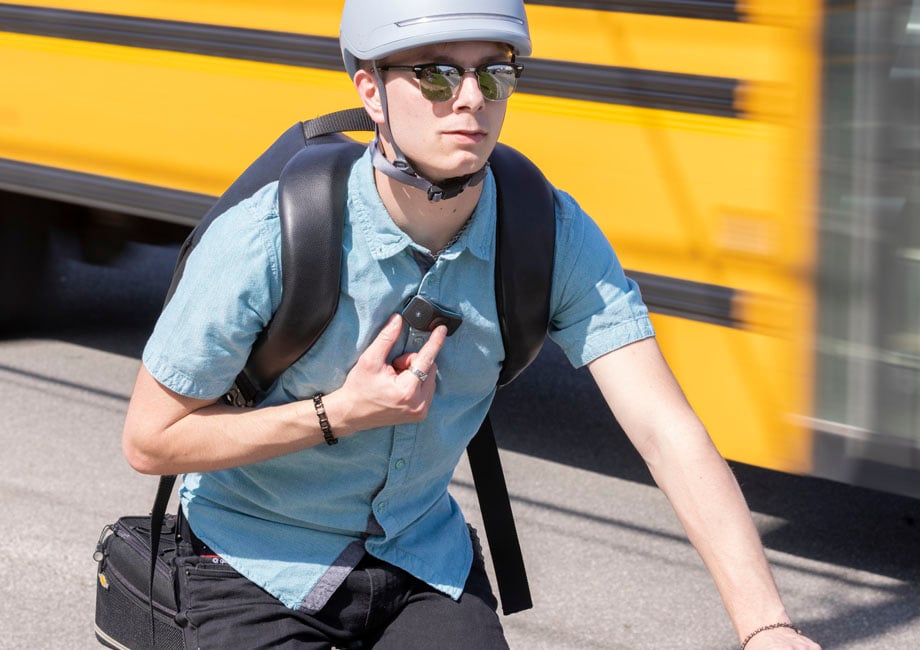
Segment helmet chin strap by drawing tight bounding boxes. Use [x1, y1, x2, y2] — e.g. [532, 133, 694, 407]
[369, 139, 487, 202]
[371, 66, 488, 203]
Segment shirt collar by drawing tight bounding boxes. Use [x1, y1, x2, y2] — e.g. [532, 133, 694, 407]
[348, 150, 495, 263]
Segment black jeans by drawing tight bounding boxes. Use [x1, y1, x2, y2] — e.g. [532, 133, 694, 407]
[174, 521, 508, 650]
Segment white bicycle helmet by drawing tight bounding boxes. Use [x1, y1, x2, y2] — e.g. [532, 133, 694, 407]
[339, 0, 532, 201]
[340, 0, 532, 79]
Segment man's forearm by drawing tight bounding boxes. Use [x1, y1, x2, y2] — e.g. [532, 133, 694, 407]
[646, 430, 790, 642]
[122, 316, 447, 475]
[122, 365, 334, 475]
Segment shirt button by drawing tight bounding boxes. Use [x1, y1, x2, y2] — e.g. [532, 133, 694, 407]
[376, 501, 388, 513]
[395, 458, 406, 471]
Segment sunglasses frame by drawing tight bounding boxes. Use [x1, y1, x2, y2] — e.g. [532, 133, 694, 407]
[377, 61, 525, 102]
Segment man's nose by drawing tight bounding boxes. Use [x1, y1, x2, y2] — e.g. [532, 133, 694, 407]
[454, 72, 485, 108]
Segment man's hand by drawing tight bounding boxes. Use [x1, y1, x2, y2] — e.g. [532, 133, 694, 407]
[328, 314, 447, 435]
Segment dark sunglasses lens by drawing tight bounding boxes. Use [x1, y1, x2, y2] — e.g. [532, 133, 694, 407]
[416, 64, 520, 102]
[418, 65, 459, 102]
[478, 64, 518, 100]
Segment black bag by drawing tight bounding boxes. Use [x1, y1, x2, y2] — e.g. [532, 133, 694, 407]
[94, 515, 184, 650]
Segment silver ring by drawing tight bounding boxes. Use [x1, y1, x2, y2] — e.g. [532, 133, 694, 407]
[408, 366, 429, 382]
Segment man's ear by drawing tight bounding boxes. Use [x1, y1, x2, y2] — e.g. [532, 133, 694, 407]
[354, 69, 386, 125]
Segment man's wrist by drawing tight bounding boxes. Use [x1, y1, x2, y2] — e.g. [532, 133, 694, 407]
[740, 620, 800, 649]
[312, 393, 337, 445]
[308, 389, 354, 441]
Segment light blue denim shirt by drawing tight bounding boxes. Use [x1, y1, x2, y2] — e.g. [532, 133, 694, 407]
[143, 149, 654, 613]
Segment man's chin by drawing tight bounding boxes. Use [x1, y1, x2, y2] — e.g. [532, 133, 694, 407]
[429, 155, 492, 183]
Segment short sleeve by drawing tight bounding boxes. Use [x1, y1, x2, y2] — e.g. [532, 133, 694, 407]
[548, 189, 655, 368]
[142, 182, 283, 399]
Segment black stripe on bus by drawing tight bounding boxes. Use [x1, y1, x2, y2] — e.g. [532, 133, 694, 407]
[0, 156, 739, 328]
[0, 3, 741, 118]
[518, 59, 738, 117]
[0, 157, 211, 228]
[524, 0, 741, 22]
[627, 270, 737, 328]
[0, 3, 344, 70]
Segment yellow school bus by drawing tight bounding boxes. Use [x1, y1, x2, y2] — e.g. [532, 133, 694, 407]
[2, 1, 918, 498]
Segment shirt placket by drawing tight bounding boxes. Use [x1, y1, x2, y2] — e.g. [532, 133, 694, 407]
[371, 262, 440, 532]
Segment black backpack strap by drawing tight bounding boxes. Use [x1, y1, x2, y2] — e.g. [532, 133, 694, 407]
[240, 141, 365, 398]
[467, 415, 532, 614]
[301, 107, 374, 140]
[490, 143, 556, 387]
[463, 143, 555, 614]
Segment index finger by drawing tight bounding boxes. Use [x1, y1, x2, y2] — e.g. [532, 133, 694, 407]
[362, 313, 403, 363]
[409, 325, 448, 374]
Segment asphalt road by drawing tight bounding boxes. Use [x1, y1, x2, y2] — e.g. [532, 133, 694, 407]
[1, 235, 919, 649]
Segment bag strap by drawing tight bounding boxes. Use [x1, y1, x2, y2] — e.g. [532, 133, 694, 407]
[489, 143, 555, 387]
[148, 473, 176, 645]
[236, 141, 365, 398]
[465, 143, 555, 613]
[301, 107, 375, 140]
[466, 416, 531, 613]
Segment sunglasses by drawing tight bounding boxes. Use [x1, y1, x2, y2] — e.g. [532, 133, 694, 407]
[377, 62, 524, 103]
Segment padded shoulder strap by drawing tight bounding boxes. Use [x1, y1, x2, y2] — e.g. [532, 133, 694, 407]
[490, 143, 556, 386]
[242, 141, 365, 393]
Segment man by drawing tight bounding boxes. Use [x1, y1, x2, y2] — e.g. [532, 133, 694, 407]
[122, 1, 821, 648]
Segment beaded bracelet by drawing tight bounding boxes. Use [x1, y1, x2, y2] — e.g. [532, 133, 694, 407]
[312, 393, 338, 446]
[740, 622, 801, 650]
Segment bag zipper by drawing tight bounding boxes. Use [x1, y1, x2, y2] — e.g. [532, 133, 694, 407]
[112, 520, 175, 582]
[94, 520, 178, 617]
